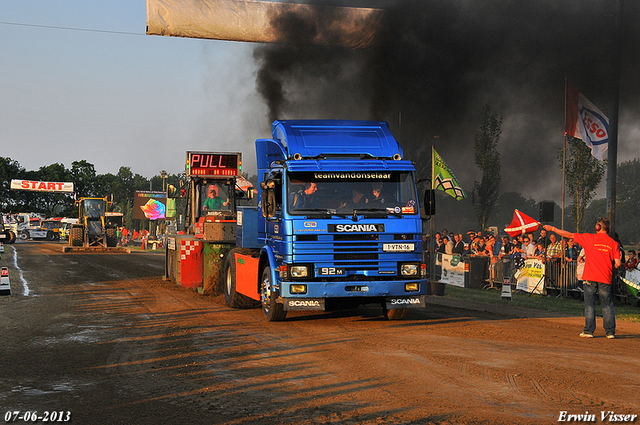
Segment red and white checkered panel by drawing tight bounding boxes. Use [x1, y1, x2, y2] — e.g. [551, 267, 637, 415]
[180, 240, 201, 260]
[179, 239, 203, 288]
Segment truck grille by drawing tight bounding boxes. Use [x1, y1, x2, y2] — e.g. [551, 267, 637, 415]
[333, 234, 378, 241]
[334, 253, 379, 261]
[291, 231, 419, 280]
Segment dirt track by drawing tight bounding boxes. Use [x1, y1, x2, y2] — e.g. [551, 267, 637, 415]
[1, 241, 639, 425]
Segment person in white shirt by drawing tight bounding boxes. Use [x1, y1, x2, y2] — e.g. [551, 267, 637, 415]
[445, 237, 454, 255]
[522, 235, 536, 258]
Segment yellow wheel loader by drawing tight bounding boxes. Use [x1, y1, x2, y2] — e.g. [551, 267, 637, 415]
[63, 197, 129, 253]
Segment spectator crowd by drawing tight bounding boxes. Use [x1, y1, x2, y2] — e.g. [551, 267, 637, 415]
[423, 227, 640, 277]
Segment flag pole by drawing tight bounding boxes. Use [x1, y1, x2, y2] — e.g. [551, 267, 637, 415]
[606, 0, 623, 236]
[561, 79, 568, 295]
[562, 78, 567, 232]
[431, 144, 436, 285]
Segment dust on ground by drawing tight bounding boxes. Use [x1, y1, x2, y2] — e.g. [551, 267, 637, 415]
[1, 241, 639, 424]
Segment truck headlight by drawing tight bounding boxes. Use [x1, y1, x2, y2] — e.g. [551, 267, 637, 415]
[400, 263, 419, 276]
[289, 265, 309, 278]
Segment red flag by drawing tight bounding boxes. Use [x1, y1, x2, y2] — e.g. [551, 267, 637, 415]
[504, 210, 540, 237]
[564, 83, 580, 138]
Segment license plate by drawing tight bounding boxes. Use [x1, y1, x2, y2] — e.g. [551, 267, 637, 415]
[317, 267, 346, 276]
[383, 243, 415, 252]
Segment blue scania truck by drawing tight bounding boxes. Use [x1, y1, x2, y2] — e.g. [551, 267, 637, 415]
[166, 120, 429, 321]
[222, 119, 429, 321]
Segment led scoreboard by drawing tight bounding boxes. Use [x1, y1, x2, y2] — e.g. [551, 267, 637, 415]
[186, 152, 241, 177]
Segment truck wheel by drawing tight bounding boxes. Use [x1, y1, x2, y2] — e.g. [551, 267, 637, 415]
[106, 227, 117, 247]
[260, 266, 287, 322]
[70, 227, 83, 247]
[382, 304, 408, 320]
[46, 230, 56, 241]
[224, 250, 260, 309]
[4, 231, 16, 244]
[19, 231, 28, 241]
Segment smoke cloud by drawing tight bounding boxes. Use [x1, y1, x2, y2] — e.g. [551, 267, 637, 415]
[253, 0, 639, 208]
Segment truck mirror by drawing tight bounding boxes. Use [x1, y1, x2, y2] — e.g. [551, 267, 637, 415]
[261, 189, 276, 218]
[423, 189, 436, 216]
[260, 180, 276, 218]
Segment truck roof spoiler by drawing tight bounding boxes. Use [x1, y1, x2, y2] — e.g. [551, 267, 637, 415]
[271, 120, 403, 161]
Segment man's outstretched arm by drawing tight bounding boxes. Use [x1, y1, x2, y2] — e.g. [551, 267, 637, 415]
[543, 225, 574, 240]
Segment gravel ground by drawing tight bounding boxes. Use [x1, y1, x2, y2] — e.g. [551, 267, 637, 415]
[1, 241, 639, 425]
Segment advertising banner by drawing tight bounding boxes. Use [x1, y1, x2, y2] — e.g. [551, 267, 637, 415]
[146, 0, 384, 49]
[515, 259, 545, 294]
[621, 269, 640, 298]
[440, 253, 465, 287]
[133, 191, 167, 220]
[11, 179, 74, 193]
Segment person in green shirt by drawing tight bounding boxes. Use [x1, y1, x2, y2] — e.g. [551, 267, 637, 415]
[203, 184, 229, 211]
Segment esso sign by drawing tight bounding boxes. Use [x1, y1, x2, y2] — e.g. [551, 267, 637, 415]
[581, 110, 608, 140]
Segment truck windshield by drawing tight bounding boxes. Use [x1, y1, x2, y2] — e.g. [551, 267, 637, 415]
[287, 171, 417, 215]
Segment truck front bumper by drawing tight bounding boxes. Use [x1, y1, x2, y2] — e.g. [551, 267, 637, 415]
[279, 279, 427, 311]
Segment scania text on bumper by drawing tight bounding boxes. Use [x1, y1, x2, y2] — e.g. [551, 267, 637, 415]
[281, 295, 426, 311]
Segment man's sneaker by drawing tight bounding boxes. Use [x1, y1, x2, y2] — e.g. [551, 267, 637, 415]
[580, 332, 594, 338]
[606, 334, 615, 339]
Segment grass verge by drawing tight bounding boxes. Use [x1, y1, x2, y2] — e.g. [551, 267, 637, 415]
[443, 284, 640, 322]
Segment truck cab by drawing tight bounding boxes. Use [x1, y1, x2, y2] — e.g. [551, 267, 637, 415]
[39, 219, 62, 240]
[236, 120, 428, 320]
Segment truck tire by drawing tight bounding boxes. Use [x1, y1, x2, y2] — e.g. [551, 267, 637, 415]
[106, 227, 118, 247]
[70, 227, 84, 247]
[260, 266, 287, 322]
[223, 249, 260, 309]
[46, 230, 56, 241]
[4, 231, 16, 244]
[19, 231, 28, 241]
[382, 304, 408, 320]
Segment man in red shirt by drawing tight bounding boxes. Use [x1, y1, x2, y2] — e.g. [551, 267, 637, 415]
[544, 218, 621, 339]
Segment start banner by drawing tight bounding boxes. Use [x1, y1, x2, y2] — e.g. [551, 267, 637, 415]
[11, 179, 74, 193]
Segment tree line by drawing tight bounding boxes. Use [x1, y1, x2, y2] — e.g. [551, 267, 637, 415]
[0, 158, 183, 230]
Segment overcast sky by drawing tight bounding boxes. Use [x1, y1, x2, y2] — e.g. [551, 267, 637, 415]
[2, 0, 638, 205]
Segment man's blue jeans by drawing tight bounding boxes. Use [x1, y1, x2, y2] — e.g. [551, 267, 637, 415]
[583, 281, 616, 336]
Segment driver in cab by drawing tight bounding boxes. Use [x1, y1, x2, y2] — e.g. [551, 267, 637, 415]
[291, 182, 317, 209]
[203, 184, 229, 211]
[368, 183, 393, 204]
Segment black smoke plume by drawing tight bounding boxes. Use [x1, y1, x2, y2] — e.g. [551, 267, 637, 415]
[253, 0, 639, 225]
